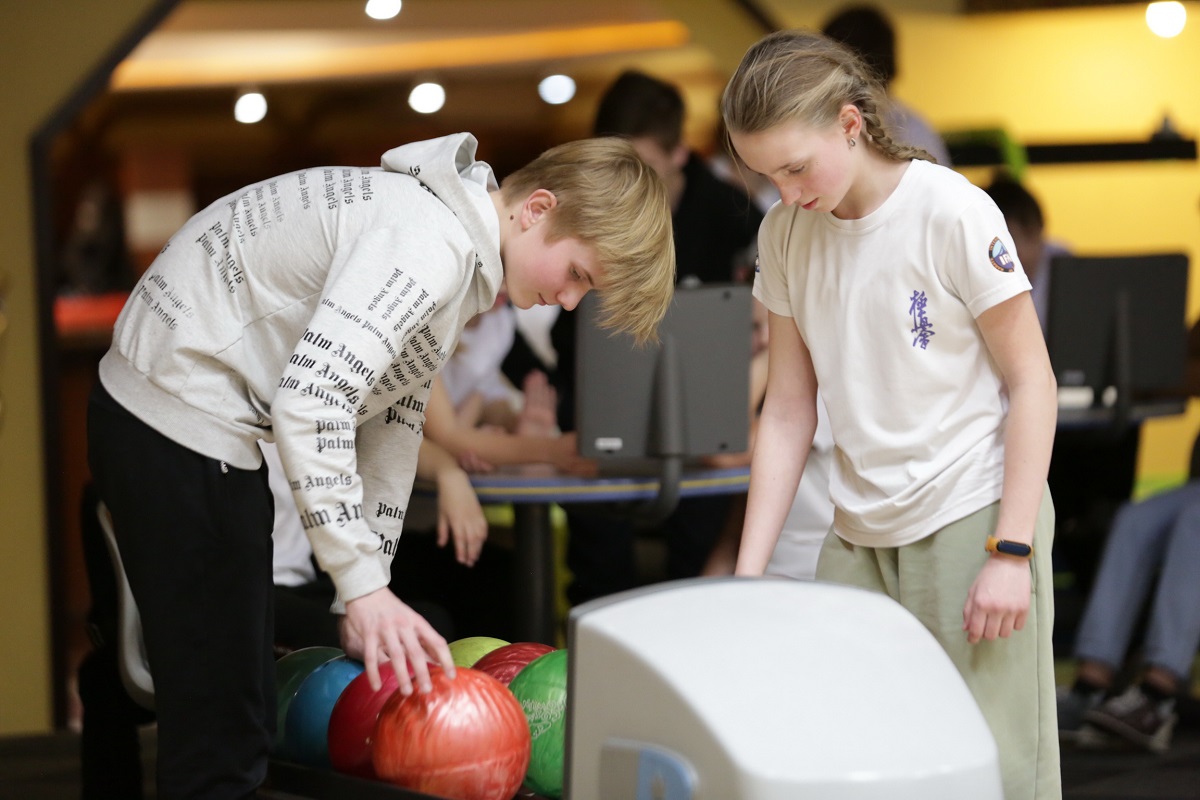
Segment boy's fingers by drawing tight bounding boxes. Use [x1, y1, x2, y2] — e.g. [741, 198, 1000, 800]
[385, 630, 416, 695]
[398, 630, 432, 693]
[363, 634, 382, 692]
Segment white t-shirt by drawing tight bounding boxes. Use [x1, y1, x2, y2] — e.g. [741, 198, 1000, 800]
[439, 304, 518, 409]
[753, 159, 1031, 547]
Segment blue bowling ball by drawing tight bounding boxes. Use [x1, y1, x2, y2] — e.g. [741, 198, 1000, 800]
[280, 655, 365, 767]
[274, 646, 344, 753]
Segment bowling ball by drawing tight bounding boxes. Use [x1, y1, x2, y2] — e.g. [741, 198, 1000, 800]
[448, 636, 510, 668]
[507, 649, 569, 799]
[279, 655, 364, 768]
[274, 646, 343, 752]
[327, 661, 406, 779]
[472, 642, 556, 687]
[372, 667, 530, 800]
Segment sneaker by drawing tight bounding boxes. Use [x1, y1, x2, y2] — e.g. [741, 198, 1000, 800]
[1083, 685, 1177, 753]
[1057, 684, 1105, 742]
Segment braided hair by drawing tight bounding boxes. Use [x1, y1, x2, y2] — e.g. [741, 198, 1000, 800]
[721, 29, 934, 165]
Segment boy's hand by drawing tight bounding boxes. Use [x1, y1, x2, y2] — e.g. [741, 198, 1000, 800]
[342, 588, 456, 694]
[962, 556, 1031, 644]
[435, 467, 488, 566]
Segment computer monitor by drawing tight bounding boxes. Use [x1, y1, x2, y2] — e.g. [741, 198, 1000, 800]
[1045, 253, 1189, 404]
[576, 283, 751, 461]
[575, 284, 752, 516]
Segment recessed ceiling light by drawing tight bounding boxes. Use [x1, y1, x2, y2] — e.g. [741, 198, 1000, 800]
[409, 82, 445, 114]
[365, 0, 402, 21]
[1146, 1, 1186, 38]
[234, 91, 267, 124]
[538, 74, 576, 105]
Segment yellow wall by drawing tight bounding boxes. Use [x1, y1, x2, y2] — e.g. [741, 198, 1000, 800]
[894, 6, 1200, 489]
[0, 0, 164, 736]
[2, 0, 1197, 735]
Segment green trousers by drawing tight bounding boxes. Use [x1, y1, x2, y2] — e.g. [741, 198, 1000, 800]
[817, 487, 1061, 800]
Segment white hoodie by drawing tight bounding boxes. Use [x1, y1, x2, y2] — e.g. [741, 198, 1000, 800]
[100, 133, 503, 606]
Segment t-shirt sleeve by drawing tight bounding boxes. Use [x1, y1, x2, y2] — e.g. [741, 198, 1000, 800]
[938, 194, 1033, 318]
[751, 205, 794, 318]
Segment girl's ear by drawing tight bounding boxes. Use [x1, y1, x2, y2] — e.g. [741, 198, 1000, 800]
[838, 104, 863, 140]
[521, 189, 558, 228]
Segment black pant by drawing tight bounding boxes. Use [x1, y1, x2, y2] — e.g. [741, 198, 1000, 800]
[88, 383, 275, 800]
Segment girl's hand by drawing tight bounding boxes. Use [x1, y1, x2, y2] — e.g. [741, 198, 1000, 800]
[551, 432, 598, 477]
[435, 466, 488, 566]
[962, 556, 1031, 644]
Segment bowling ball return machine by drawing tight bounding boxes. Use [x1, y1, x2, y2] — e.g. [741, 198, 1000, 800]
[263, 578, 1001, 799]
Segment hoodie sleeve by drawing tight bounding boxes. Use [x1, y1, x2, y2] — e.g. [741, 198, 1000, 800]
[271, 220, 473, 608]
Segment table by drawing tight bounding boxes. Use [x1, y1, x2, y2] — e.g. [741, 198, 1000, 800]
[467, 465, 751, 645]
[1056, 397, 1186, 430]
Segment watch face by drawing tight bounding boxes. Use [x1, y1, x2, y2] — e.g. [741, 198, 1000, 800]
[997, 540, 1032, 557]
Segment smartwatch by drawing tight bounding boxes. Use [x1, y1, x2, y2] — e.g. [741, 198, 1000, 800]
[985, 536, 1033, 559]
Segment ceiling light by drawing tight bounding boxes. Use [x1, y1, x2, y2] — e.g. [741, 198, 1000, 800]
[538, 74, 576, 105]
[1146, 1, 1186, 38]
[234, 91, 267, 124]
[365, 0, 402, 21]
[408, 82, 445, 114]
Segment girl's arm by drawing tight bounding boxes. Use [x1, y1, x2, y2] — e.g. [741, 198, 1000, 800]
[423, 376, 592, 475]
[964, 292, 1057, 643]
[415, 437, 488, 567]
[735, 312, 819, 575]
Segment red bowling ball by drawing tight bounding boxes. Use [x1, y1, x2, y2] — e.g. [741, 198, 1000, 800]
[327, 661, 405, 779]
[472, 642, 557, 687]
[372, 667, 530, 800]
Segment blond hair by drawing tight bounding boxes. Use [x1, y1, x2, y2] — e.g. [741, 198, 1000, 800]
[721, 29, 933, 164]
[501, 138, 675, 345]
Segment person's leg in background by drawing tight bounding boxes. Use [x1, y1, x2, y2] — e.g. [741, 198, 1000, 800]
[662, 495, 732, 581]
[89, 383, 276, 800]
[1062, 482, 1200, 735]
[1077, 485, 1200, 751]
[564, 507, 638, 607]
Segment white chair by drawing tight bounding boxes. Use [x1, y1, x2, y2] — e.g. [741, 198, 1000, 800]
[95, 501, 156, 710]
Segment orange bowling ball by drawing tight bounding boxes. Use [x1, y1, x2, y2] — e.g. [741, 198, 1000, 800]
[372, 667, 530, 800]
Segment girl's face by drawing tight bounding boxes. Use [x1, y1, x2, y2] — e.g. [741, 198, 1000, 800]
[730, 111, 859, 217]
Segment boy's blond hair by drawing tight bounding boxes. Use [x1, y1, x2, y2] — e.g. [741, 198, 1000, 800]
[501, 138, 675, 345]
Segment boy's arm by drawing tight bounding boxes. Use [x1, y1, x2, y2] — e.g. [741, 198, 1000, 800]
[736, 312, 818, 575]
[964, 292, 1057, 644]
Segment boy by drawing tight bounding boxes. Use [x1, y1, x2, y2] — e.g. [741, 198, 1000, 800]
[87, 132, 674, 799]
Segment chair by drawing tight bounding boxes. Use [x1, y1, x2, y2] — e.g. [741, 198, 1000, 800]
[95, 501, 156, 710]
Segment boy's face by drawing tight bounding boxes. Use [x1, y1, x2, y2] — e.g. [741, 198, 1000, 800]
[504, 195, 602, 312]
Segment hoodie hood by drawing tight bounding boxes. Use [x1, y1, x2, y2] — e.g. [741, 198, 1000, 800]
[380, 132, 503, 315]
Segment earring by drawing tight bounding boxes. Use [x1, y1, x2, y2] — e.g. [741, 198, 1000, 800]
[849, 138, 857, 148]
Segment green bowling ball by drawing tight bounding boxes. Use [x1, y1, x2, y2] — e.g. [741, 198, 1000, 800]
[507, 648, 568, 798]
[448, 636, 509, 668]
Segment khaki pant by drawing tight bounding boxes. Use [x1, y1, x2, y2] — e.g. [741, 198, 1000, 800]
[817, 487, 1061, 800]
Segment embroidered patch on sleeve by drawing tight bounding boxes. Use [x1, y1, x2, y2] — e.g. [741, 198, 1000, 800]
[989, 237, 1015, 272]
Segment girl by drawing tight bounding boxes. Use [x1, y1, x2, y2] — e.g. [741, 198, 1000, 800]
[723, 30, 1060, 800]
